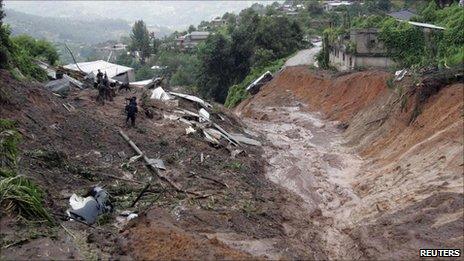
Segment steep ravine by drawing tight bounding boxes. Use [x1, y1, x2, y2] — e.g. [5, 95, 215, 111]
[237, 66, 463, 260]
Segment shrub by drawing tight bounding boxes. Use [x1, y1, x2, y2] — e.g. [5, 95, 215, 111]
[0, 119, 52, 223]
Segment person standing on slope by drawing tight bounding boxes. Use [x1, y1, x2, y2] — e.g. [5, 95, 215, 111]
[125, 97, 138, 127]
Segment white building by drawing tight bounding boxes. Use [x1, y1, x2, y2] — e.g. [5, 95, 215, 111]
[323, 1, 353, 12]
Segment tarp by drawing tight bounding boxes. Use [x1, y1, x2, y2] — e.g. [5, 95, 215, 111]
[150, 87, 173, 101]
[64, 60, 135, 80]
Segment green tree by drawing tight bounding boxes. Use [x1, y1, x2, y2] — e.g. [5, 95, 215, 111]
[130, 20, 151, 64]
[152, 37, 160, 55]
[12, 35, 59, 65]
[255, 16, 303, 58]
[0, 0, 10, 69]
[196, 34, 233, 102]
[306, 0, 323, 15]
[377, 0, 392, 11]
[0, 0, 4, 25]
[188, 25, 196, 33]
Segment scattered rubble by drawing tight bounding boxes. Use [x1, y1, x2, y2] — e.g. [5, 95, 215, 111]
[150, 86, 172, 100]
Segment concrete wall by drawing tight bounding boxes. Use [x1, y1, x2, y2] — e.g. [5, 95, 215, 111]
[350, 29, 387, 55]
[329, 51, 353, 71]
[329, 48, 395, 71]
[355, 56, 395, 69]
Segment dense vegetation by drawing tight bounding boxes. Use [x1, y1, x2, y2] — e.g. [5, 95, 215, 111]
[120, 5, 306, 105]
[0, 119, 52, 223]
[318, 1, 463, 69]
[1, 1, 59, 81]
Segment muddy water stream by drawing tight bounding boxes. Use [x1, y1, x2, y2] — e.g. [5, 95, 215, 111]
[242, 101, 365, 259]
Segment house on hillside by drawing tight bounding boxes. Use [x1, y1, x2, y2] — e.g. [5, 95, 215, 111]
[323, 1, 353, 12]
[210, 17, 227, 28]
[177, 31, 210, 50]
[328, 20, 446, 71]
[328, 28, 395, 71]
[64, 60, 135, 82]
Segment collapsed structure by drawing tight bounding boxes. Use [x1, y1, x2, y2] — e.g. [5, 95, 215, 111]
[64, 60, 135, 82]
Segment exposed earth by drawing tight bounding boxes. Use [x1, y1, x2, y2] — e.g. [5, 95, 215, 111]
[1, 48, 463, 260]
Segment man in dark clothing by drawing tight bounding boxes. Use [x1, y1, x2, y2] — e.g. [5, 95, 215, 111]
[125, 97, 138, 127]
[96, 69, 103, 85]
[102, 73, 109, 87]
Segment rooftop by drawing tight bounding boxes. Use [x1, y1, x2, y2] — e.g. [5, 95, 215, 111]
[63, 60, 133, 78]
[388, 10, 417, 21]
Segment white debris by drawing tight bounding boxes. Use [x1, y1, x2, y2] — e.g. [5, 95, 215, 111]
[168, 91, 213, 108]
[186, 126, 196, 134]
[127, 213, 138, 221]
[199, 108, 210, 122]
[229, 133, 262, 146]
[130, 79, 153, 88]
[150, 87, 173, 101]
[128, 154, 143, 164]
[147, 158, 166, 170]
[203, 128, 222, 144]
[67, 186, 112, 225]
[394, 69, 408, 82]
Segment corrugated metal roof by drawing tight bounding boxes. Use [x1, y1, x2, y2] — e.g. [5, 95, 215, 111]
[64, 60, 133, 79]
[388, 10, 416, 21]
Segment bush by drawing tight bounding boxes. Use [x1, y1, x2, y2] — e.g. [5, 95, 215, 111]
[0, 176, 52, 223]
[379, 18, 426, 67]
[134, 65, 154, 81]
[0, 119, 52, 223]
[0, 25, 49, 81]
[12, 35, 59, 65]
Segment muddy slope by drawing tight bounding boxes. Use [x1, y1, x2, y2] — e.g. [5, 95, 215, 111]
[0, 69, 329, 260]
[237, 66, 463, 259]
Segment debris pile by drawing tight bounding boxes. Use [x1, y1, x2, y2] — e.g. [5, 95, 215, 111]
[147, 86, 261, 149]
[67, 186, 113, 225]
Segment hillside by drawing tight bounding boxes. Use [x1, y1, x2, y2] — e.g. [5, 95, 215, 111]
[4, 9, 134, 45]
[0, 69, 329, 260]
[237, 66, 463, 259]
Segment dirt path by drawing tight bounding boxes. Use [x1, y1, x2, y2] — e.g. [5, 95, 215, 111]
[243, 99, 364, 259]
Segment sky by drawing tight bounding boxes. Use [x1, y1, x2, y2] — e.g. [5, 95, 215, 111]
[4, 1, 274, 29]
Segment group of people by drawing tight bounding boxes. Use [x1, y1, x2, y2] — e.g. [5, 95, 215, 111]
[96, 69, 114, 104]
[95, 69, 138, 127]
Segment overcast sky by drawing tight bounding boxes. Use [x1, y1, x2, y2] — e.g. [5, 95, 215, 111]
[5, 1, 273, 29]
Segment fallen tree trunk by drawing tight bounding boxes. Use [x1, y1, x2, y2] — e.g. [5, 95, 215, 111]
[118, 129, 205, 197]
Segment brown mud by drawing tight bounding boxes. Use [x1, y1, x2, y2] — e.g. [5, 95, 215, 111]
[1, 63, 462, 260]
[237, 65, 463, 260]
